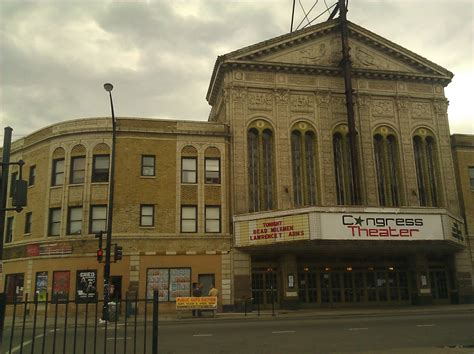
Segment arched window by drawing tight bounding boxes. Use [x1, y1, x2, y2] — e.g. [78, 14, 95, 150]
[413, 131, 440, 207]
[373, 128, 401, 207]
[247, 123, 275, 212]
[333, 126, 354, 205]
[291, 125, 318, 207]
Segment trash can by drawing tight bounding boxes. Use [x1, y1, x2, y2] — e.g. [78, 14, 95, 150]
[108, 301, 118, 322]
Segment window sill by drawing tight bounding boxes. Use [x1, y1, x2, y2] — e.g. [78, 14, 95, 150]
[24, 233, 31, 236]
[139, 226, 156, 229]
[205, 183, 221, 186]
[68, 183, 85, 186]
[91, 182, 109, 185]
[140, 176, 157, 179]
[28, 185, 35, 189]
[181, 183, 198, 185]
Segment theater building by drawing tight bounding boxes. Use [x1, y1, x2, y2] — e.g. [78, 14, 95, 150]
[2, 18, 473, 311]
[206, 19, 473, 308]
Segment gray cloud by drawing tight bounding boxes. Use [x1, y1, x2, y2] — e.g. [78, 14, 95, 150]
[1, 0, 472, 139]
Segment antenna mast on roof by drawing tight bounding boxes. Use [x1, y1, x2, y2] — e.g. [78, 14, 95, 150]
[290, 0, 338, 32]
[289, 0, 360, 204]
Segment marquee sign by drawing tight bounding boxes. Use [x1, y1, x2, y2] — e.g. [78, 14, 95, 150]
[317, 213, 444, 241]
[235, 213, 310, 246]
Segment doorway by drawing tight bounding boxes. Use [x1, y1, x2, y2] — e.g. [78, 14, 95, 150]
[251, 270, 279, 309]
[198, 274, 215, 297]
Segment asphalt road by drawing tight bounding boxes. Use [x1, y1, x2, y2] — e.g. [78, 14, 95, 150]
[3, 312, 474, 354]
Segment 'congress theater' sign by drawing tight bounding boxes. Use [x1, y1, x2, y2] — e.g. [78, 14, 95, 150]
[318, 213, 444, 241]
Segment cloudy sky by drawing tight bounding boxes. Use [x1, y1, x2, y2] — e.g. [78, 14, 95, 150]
[1, 0, 473, 140]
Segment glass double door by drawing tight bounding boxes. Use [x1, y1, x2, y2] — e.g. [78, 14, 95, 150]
[429, 270, 449, 301]
[298, 270, 410, 305]
[251, 271, 279, 309]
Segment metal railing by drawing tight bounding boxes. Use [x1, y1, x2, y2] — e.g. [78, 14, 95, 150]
[0, 290, 159, 354]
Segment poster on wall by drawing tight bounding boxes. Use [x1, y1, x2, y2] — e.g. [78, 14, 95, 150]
[146, 268, 170, 301]
[169, 268, 191, 301]
[53, 271, 70, 302]
[35, 272, 48, 302]
[76, 270, 97, 302]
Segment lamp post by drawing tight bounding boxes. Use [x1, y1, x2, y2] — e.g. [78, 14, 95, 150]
[103, 83, 117, 320]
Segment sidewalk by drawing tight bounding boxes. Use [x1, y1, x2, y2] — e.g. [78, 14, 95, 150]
[160, 303, 474, 322]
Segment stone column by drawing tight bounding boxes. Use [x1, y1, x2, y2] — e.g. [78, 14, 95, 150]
[231, 249, 251, 310]
[408, 254, 432, 305]
[279, 254, 299, 309]
[316, 92, 333, 204]
[454, 250, 474, 303]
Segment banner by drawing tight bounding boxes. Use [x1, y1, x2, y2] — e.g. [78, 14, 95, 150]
[235, 213, 310, 246]
[176, 296, 217, 310]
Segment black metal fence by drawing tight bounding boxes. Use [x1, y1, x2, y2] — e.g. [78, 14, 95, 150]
[0, 291, 159, 354]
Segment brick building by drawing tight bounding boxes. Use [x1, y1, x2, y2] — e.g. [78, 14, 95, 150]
[2, 19, 473, 311]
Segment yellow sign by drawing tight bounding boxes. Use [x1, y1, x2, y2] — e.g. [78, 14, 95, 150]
[176, 297, 217, 310]
[235, 213, 310, 246]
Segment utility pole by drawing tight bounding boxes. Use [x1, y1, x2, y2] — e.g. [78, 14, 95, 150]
[0, 127, 13, 263]
[338, 0, 360, 204]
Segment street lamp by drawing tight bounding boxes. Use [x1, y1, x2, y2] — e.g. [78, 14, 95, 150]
[102, 83, 117, 321]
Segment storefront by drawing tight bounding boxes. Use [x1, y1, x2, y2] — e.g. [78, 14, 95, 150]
[234, 207, 465, 309]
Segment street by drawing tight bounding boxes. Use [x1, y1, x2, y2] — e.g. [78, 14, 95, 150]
[157, 313, 474, 354]
[3, 311, 474, 353]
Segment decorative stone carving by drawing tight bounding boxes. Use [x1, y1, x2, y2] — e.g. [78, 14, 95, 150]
[248, 92, 273, 111]
[368, 80, 396, 91]
[433, 99, 448, 114]
[290, 94, 314, 112]
[411, 101, 432, 118]
[298, 39, 340, 66]
[356, 94, 371, 107]
[245, 72, 274, 83]
[352, 46, 389, 70]
[69, 186, 84, 202]
[275, 89, 289, 103]
[49, 188, 62, 205]
[407, 83, 432, 93]
[331, 96, 347, 113]
[372, 99, 394, 116]
[234, 71, 244, 80]
[232, 87, 247, 100]
[288, 75, 315, 85]
[316, 92, 331, 106]
[396, 97, 410, 111]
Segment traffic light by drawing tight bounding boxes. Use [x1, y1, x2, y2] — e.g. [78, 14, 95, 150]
[114, 244, 123, 262]
[95, 231, 104, 263]
[97, 248, 104, 262]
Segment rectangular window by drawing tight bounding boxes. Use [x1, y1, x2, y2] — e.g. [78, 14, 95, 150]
[469, 167, 474, 189]
[205, 206, 221, 233]
[181, 206, 197, 233]
[181, 157, 197, 183]
[205, 158, 220, 184]
[5, 216, 14, 243]
[10, 171, 18, 197]
[70, 156, 86, 184]
[140, 205, 155, 227]
[90, 205, 107, 234]
[48, 208, 61, 236]
[52, 159, 65, 186]
[52, 271, 70, 303]
[141, 155, 156, 176]
[4, 273, 24, 303]
[29, 165, 36, 186]
[92, 155, 110, 182]
[24, 212, 32, 234]
[146, 268, 191, 302]
[67, 206, 83, 235]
